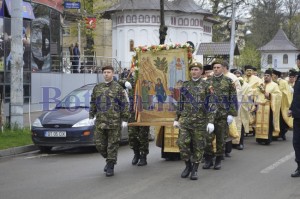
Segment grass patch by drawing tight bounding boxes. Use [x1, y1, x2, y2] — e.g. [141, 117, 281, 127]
[0, 128, 33, 150]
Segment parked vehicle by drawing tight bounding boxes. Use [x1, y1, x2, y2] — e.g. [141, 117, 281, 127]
[31, 84, 128, 153]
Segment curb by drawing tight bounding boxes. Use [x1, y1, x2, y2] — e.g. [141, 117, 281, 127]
[0, 145, 38, 157]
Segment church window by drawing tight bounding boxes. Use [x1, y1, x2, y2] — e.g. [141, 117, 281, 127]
[126, 15, 131, 23]
[139, 15, 144, 23]
[152, 15, 156, 23]
[178, 18, 183, 26]
[145, 15, 150, 23]
[283, 54, 288, 64]
[184, 18, 189, 26]
[132, 15, 137, 23]
[267, 54, 272, 64]
[190, 19, 194, 26]
[130, 40, 134, 52]
[156, 16, 160, 23]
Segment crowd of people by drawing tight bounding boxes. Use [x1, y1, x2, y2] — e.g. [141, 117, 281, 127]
[88, 54, 300, 180]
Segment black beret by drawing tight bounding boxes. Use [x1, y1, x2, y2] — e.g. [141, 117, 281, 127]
[189, 62, 203, 70]
[233, 70, 243, 75]
[289, 69, 297, 77]
[264, 69, 273, 75]
[230, 69, 237, 73]
[297, 54, 300, 60]
[102, 65, 114, 72]
[272, 69, 281, 77]
[203, 64, 212, 71]
[186, 41, 195, 49]
[244, 65, 253, 71]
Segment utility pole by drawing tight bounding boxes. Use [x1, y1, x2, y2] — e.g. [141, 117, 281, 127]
[159, 0, 167, 44]
[77, 0, 82, 71]
[10, 0, 24, 128]
[229, 0, 236, 69]
[78, 22, 81, 50]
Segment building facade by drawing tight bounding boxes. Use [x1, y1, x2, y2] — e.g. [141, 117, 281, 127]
[103, 0, 216, 68]
[258, 28, 300, 72]
[0, 0, 63, 105]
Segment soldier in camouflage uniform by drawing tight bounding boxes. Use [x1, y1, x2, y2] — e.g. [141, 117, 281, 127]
[89, 65, 129, 177]
[119, 73, 150, 166]
[174, 62, 215, 180]
[203, 60, 238, 170]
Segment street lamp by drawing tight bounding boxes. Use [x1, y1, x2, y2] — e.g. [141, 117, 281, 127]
[229, 0, 236, 69]
[246, 30, 252, 35]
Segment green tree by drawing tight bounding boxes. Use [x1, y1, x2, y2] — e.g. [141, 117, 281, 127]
[285, 14, 300, 48]
[194, 0, 253, 42]
[236, 44, 261, 70]
[282, 0, 300, 48]
[248, 0, 284, 48]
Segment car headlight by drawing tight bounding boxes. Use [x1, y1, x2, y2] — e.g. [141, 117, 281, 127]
[72, 118, 95, 127]
[32, 118, 43, 127]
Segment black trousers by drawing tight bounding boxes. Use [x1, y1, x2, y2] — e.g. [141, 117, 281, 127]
[240, 124, 245, 145]
[268, 111, 274, 141]
[293, 118, 300, 163]
[279, 111, 289, 138]
[225, 140, 232, 154]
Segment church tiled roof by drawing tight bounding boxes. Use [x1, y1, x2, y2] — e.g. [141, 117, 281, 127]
[196, 42, 240, 56]
[102, 0, 212, 19]
[258, 29, 299, 51]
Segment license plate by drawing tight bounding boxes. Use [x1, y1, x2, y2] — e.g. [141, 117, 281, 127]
[45, 131, 67, 137]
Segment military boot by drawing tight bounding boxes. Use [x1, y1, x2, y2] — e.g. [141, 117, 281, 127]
[214, 156, 222, 170]
[137, 154, 147, 166]
[132, 150, 140, 165]
[104, 163, 108, 172]
[190, 163, 199, 180]
[202, 155, 213, 169]
[181, 160, 192, 178]
[106, 162, 115, 177]
[291, 162, 300, 177]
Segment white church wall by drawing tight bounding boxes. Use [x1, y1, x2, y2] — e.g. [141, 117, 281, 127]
[261, 52, 298, 72]
[112, 10, 213, 69]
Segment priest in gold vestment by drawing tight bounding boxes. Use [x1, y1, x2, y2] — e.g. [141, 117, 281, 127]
[243, 65, 262, 89]
[243, 65, 262, 134]
[253, 69, 282, 145]
[233, 77, 253, 149]
[272, 69, 293, 140]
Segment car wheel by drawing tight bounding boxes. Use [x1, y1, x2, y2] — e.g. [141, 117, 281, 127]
[38, 146, 52, 153]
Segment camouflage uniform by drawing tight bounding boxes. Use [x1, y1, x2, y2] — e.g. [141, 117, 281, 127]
[175, 78, 215, 163]
[204, 74, 238, 157]
[119, 77, 150, 164]
[89, 80, 129, 164]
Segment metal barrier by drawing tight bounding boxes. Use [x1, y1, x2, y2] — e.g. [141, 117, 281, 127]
[50, 55, 124, 74]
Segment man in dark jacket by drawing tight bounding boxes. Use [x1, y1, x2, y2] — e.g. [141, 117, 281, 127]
[72, 43, 80, 73]
[289, 54, 300, 177]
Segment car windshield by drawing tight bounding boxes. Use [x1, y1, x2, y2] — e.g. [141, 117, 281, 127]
[56, 88, 92, 109]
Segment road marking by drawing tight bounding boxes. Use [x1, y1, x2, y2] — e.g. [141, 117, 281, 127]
[24, 154, 58, 159]
[260, 152, 294, 174]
